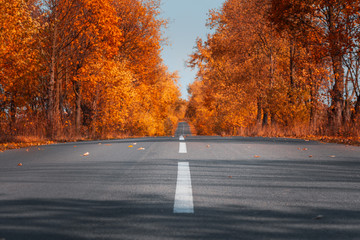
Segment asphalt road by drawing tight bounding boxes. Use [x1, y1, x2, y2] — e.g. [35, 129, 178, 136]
[1, 122, 360, 240]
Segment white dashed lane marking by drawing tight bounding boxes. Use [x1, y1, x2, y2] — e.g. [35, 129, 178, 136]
[179, 135, 187, 153]
[173, 162, 194, 214]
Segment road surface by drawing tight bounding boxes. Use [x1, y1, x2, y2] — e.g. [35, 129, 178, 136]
[1, 122, 360, 239]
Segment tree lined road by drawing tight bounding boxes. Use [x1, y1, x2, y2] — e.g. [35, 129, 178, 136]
[1, 122, 360, 239]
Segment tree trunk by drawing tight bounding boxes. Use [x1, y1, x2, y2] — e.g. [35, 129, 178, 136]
[262, 109, 269, 127]
[48, 17, 60, 139]
[74, 80, 81, 136]
[327, 4, 344, 134]
[329, 54, 344, 134]
[9, 94, 16, 134]
[351, 95, 360, 123]
[289, 39, 295, 103]
[256, 97, 262, 127]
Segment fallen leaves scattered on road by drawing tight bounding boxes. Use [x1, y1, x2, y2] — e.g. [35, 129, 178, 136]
[83, 152, 89, 156]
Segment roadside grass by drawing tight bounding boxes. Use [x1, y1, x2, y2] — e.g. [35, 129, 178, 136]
[0, 136, 55, 152]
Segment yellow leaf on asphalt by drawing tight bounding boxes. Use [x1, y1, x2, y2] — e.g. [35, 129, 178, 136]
[138, 147, 145, 150]
[83, 152, 89, 156]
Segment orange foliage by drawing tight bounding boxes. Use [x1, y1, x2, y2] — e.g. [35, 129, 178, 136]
[187, 0, 360, 138]
[0, 0, 182, 141]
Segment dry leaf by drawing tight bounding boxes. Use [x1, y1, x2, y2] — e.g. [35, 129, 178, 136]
[329, 155, 336, 158]
[254, 155, 261, 158]
[206, 145, 210, 148]
[133, 143, 137, 145]
[228, 176, 232, 178]
[128, 145, 133, 148]
[83, 152, 89, 156]
[137, 147, 145, 150]
[303, 148, 308, 151]
[18, 163, 23, 166]
[309, 155, 313, 158]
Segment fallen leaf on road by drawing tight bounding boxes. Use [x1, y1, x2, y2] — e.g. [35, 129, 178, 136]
[254, 155, 261, 158]
[297, 148, 301, 150]
[138, 147, 145, 150]
[17, 163, 23, 166]
[133, 143, 137, 145]
[128, 145, 133, 148]
[309, 155, 313, 158]
[74, 146, 77, 147]
[329, 155, 336, 158]
[83, 152, 89, 156]
[104, 144, 112, 146]
[206, 145, 210, 148]
[303, 148, 308, 151]
[228, 176, 232, 178]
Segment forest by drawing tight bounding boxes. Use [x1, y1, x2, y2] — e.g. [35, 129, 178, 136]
[2, 0, 360, 147]
[0, 0, 185, 143]
[187, 0, 360, 140]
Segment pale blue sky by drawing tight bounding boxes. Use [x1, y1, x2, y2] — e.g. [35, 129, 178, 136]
[160, 0, 225, 99]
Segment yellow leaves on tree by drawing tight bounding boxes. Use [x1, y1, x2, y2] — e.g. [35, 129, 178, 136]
[1, 0, 182, 140]
[0, 0, 40, 134]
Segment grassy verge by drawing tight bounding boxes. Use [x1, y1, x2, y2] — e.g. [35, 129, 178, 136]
[0, 136, 55, 152]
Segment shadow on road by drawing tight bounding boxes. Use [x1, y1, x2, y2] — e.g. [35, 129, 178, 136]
[1, 196, 359, 240]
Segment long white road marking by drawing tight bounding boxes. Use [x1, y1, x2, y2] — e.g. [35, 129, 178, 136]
[179, 142, 187, 153]
[174, 162, 194, 214]
[179, 135, 187, 153]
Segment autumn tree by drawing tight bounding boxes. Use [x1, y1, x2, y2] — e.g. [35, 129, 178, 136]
[0, 0, 40, 136]
[1, 0, 182, 141]
[187, 0, 347, 136]
[270, 0, 360, 134]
